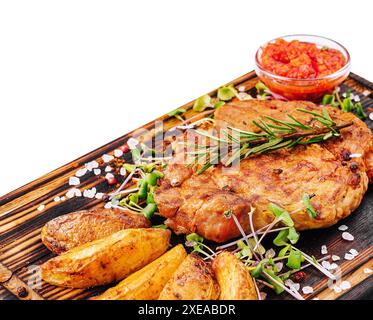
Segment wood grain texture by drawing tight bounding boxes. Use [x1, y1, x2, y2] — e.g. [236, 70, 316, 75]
[0, 71, 372, 300]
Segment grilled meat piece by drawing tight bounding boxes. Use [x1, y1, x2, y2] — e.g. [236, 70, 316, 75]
[41, 207, 151, 254]
[154, 100, 373, 243]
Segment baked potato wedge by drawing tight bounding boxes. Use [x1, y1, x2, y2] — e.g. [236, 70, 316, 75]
[41, 207, 150, 254]
[95, 244, 187, 300]
[212, 251, 258, 300]
[41, 228, 170, 288]
[159, 253, 219, 300]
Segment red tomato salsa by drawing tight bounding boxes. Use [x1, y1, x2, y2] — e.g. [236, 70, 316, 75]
[260, 39, 346, 79]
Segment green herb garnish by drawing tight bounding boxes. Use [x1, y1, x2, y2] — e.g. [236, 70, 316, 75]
[168, 108, 187, 121]
[193, 94, 212, 111]
[321, 88, 367, 120]
[217, 84, 238, 101]
[189, 108, 352, 174]
[302, 192, 317, 219]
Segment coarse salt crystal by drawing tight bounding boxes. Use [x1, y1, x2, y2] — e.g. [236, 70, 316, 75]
[369, 113, 373, 121]
[333, 285, 342, 293]
[354, 95, 360, 102]
[120, 167, 126, 176]
[338, 225, 348, 231]
[37, 204, 45, 211]
[66, 188, 81, 198]
[363, 90, 371, 96]
[321, 245, 328, 255]
[105, 166, 113, 172]
[363, 268, 372, 274]
[95, 192, 104, 200]
[342, 232, 354, 241]
[105, 173, 114, 180]
[102, 154, 114, 163]
[60, 196, 66, 201]
[340, 281, 351, 291]
[349, 153, 362, 158]
[302, 286, 314, 294]
[344, 253, 355, 261]
[114, 149, 123, 157]
[104, 202, 112, 209]
[349, 249, 359, 257]
[85, 160, 99, 171]
[322, 261, 331, 269]
[285, 279, 300, 292]
[94, 168, 101, 175]
[329, 263, 338, 270]
[83, 187, 97, 199]
[332, 255, 340, 261]
[238, 92, 252, 100]
[238, 85, 246, 92]
[75, 168, 87, 177]
[54, 196, 61, 202]
[127, 138, 139, 150]
[69, 176, 80, 186]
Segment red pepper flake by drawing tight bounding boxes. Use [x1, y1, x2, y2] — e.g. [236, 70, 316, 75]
[291, 271, 307, 283]
[119, 145, 130, 153]
[106, 176, 117, 185]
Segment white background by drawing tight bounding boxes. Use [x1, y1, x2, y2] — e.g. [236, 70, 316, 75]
[0, 0, 372, 196]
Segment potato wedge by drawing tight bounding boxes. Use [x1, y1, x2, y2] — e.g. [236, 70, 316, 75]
[95, 244, 187, 300]
[41, 228, 170, 288]
[159, 254, 219, 300]
[41, 207, 150, 254]
[212, 251, 258, 300]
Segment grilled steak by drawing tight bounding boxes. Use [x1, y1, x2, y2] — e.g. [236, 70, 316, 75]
[154, 100, 373, 243]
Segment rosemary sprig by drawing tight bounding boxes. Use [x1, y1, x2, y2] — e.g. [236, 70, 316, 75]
[189, 108, 353, 173]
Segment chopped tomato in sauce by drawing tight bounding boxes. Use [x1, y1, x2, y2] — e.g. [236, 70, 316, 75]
[261, 39, 346, 79]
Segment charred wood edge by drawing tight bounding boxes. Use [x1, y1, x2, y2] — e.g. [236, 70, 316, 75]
[0, 262, 43, 300]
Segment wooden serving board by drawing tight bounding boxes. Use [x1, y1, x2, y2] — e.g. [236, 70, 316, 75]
[0, 71, 372, 300]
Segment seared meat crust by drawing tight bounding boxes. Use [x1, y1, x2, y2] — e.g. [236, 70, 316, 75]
[155, 100, 372, 242]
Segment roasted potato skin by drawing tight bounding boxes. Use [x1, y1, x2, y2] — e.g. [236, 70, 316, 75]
[159, 254, 219, 300]
[41, 208, 151, 254]
[41, 228, 170, 288]
[95, 244, 187, 300]
[212, 251, 258, 300]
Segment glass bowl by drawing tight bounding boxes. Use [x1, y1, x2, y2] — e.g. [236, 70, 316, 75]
[255, 34, 351, 101]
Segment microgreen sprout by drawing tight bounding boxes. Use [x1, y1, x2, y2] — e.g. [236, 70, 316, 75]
[224, 209, 259, 260]
[302, 192, 317, 219]
[322, 88, 367, 120]
[217, 84, 238, 101]
[193, 94, 212, 112]
[255, 82, 270, 99]
[185, 233, 216, 260]
[168, 108, 187, 121]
